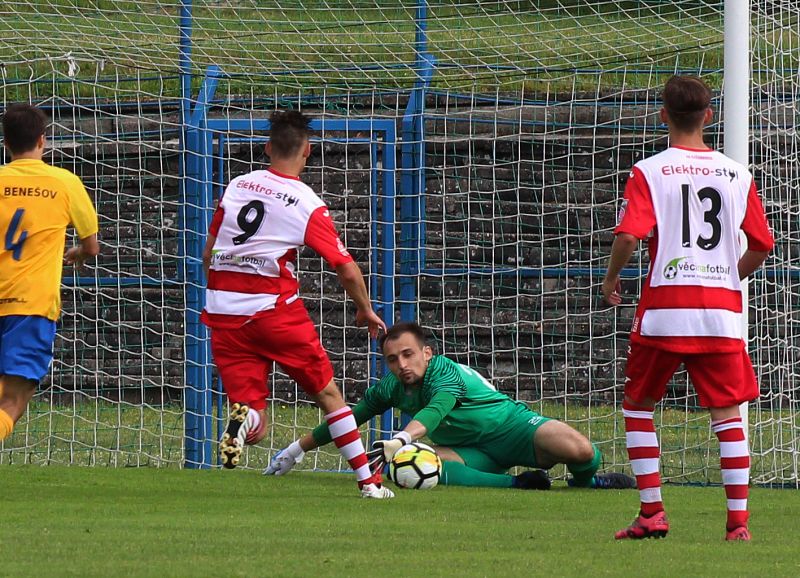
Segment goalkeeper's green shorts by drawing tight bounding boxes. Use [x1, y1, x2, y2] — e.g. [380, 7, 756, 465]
[450, 408, 552, 472]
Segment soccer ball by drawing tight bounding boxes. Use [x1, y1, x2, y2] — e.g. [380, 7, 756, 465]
[663, 264, 678, 279]
[388, 442, 441, 490]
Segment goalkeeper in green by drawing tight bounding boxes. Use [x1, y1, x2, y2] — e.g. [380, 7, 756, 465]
[265, 322, 634, 490]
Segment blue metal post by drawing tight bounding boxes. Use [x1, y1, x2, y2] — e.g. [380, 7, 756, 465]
[183, 66, 221, 469]
[184, 129, 214, 468]
[379, 126, 398, 439]
[368, 142, 386, 444]
[399, 2, 435, 324]
[177, 1, 193, 284]
[179, 1, 193, 126]
[413, 3, 432, 280]
[396, 3, 435, 429]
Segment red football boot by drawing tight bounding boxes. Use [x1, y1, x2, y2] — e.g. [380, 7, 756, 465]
[725, 526, 751, 541]
[614, 510, 669, 540]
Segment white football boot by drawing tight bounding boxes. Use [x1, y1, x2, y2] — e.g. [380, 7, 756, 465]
[360, 483, 395, 499]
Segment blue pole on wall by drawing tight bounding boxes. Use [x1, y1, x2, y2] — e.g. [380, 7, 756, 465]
[179, 0, 200, 467]
[179, 1, 193, 126]
[397, 2, 435, 430]
[379, 125, 398, 439]
[399, 2, 435, 324]
[183, 66, 221, 469]
[176, 1, 193, 293]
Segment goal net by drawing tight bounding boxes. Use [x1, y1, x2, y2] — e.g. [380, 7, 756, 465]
[0, 1, 796, 485]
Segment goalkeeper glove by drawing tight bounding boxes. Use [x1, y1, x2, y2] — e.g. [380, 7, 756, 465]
[366, 431, 412, 473]
[263, 440, 305, 476]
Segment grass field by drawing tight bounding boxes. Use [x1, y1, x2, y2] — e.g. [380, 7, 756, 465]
[1, 465, 798, 577]
[0, 1, 730, 95]
[4, 399, 797, 487]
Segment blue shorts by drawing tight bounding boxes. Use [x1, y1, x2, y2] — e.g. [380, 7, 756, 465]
[0, 315, 56, 382]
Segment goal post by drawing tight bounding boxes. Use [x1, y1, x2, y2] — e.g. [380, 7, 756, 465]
[0, 1, 796, 486]
[723, 0, 752, 439]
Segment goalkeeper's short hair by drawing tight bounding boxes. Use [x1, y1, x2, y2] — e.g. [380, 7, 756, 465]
[380, 322, 428, 351]
[269, 109, 312, 158]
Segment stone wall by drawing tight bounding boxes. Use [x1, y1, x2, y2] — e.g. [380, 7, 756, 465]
[44, 95, 791, 406]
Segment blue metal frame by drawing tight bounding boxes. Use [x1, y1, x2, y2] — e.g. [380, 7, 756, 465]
[181, 67, 220, 468]
[395, 2, 436, 431]
[179, 1, 192, 127]
[399, 3, 436, 326]
[182, 70, 398, 466]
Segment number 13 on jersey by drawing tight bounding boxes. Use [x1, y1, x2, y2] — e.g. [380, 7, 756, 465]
[681, 184, 722, 251]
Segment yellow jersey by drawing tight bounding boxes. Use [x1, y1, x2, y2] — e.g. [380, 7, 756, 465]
[0, 159, 98, 320]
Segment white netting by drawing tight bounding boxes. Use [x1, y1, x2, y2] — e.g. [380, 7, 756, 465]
[0, 75, 187, 466]
[749, 0, 800, 485]
[0, 1, 796, 484]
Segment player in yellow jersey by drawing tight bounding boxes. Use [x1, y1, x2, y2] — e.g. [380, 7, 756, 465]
[0, 103, 99, 440]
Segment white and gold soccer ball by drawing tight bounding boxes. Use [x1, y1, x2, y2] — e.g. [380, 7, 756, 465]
[388, 442, 441, 490]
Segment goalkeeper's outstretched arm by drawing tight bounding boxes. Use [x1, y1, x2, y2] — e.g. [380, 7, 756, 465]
[265, 390, 455, 476]
[364, 392, 455, 470]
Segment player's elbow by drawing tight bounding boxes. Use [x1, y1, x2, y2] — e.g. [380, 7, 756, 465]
[738, 249, 770, 280]
[750, 249, 770, 265]
[335, 261, 359, 282]
[80, 236, 100, 257]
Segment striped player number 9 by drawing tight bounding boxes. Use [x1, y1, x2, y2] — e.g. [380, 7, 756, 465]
[4, 208, 28, 261]
[232, 200, 266, 246]
[681, 184, 722, 250]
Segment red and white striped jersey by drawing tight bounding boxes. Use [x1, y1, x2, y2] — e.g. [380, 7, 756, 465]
[201, 168, 353, 329]
[615, 146, 773, 353]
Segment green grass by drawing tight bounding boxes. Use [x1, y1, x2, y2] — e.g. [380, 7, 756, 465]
[2, 2, 796, 99]
[0, 465, 798, 577]
[3, 400, 797, 487]
[0, 1, 734, 96]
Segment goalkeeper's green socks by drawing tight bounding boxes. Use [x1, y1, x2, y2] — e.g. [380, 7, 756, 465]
[0, 408, 13, 441]
[441, 461, 514, 488]
[566, 443, 602, 488]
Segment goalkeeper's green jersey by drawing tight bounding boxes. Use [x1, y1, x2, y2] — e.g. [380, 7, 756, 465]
[312, 355, 531, 447]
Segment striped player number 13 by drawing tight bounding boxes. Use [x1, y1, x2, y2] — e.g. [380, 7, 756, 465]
[681, 184, 722, 250]
[4, 208, 28, 260]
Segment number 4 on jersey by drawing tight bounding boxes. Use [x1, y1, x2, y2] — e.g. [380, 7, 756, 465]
[4, 208, 28, 260]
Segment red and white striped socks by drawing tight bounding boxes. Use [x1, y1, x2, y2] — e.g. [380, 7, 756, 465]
[623, 401, 663, 517]
[624, 401, 751, 531]
[712, 416, 750, 531]
[325, 406, 375, 487]
[244, 407, 265, 444]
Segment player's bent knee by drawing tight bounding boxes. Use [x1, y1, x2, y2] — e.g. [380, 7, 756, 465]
[311, 379, 344, 409]
[559, 428, 594, 463]
[0, 376, 37, 422]
[314, 379, 340, 398]
[573, 438, 595, 463]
